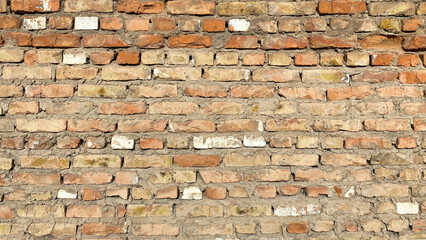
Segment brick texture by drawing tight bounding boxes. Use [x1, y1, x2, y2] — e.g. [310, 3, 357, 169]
[0, 0, 425, 239]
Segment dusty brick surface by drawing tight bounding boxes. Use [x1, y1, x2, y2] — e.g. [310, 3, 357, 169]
[0, 0, 425, 239]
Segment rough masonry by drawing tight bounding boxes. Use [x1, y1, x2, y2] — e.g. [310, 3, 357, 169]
[0, 0, 425, 239]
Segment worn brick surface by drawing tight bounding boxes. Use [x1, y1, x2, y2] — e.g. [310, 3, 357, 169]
[0, 0, 425, 239]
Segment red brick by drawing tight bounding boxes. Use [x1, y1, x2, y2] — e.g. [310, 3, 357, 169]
[117, 51, 140, 65]
[68, 119, 116, 132]
[5, 32, 32, 46]
[168, 35, 212, 48]
[125, 18, 150, 31]
[295, 52, 318, 66]
[82, 188, 103, 201]
[64, 172, 112, 185]
[32, 34, 80, 48]
[136, 35, 164, 48]
[255, 186, 276, 198]
[280, 185, 302, 195]
[319, 1, 366, 14]
[364, 119, 411, 131]
[403, 36, 426, 50]
[57, 136, 81, 149]
[371, 53, 394, 66]
[140, 138, 163, 149]
[116, 171, 138, 185]
[117, 0, 164, 13]
[399, 70, 426, 84]
[11, 0, 60, 12]
[262, 36, 308, 49]
[100, 17, 123, 30]
[154, 186, 178, 199]
[397, 137, 416, 149]
[90, 51, 115, 65]
[397, 54, 419, 67]
[152, 18, 176, 31]
[352, 71, 398, 83]
[0, 206, 13, 219]
[49, 16, 73, 29]
[305, 18, 327, 32]
[83, 35, 128, 48]
[225, 35, 258, 49]
[359, 35, 403, 50]
[25, 84, 74, 98]
[1, 137, 25, 149]
[327, 86, 373, 100]
[306, 186, 328, 197]
[402, 18, 424, 32]
[204, 187, 226, 199]
[174, 154, 220, 167]
[346, 137, 392, 149]
[0, 16, 21, 29]
[169, 120, 216, 133]
[66, 205, 102, 218]
[12, 173, 60, 185]
[287, 222, 309, 233]
[310, 35, 357, 48]
[202, 19, 225, 32]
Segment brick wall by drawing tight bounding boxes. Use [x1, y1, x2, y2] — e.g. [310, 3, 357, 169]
[0, 0, 425, 238]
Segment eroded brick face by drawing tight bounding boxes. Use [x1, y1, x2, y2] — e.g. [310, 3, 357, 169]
[0, 0, 425, 238]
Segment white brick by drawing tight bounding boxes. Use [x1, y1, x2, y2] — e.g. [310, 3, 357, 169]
[229, 19, 250, 31]
[63, 51, 86, 65]
[57, 189, 77, 199]
[243, 135, 266, 147]
[111, 136, 134, 150]
[396, 202, 419, 214]
[274, 204, 321, 216]
[182, 186, 202, 200]
[23, 17, 46, 30]
[75, 16, 99, 30]
[193, 136, 242, 149]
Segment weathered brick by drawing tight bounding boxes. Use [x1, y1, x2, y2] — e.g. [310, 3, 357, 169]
[16, 119, 66, 132]
[319, 1, 366, 14]
[83, 35, 128, 48]
[32, 34, 80, 48]
[262, 36, 308, 49]
[68, 119, 116, 132]
[168, 0, 214, 15]
[81, 223, 126, 236]
[218, 2, 266, 15]
[78, 85, 127, 98]
[225, 35, 258, 49]
[102, 66, 150, 80]
[133, 224, 179, 236]
[11, 0, 60, 12]
[3, 66, 52, 80]
[73, 155, 121, 168]
[369, 2, 415, 16]
[268, 2, 316, 15]
[136, 35, 164, 48]
[359, 35, 403, 50]
[168, 35, 212, 48]
[253, 69, 300, 82]
[64, 0, 113, 12]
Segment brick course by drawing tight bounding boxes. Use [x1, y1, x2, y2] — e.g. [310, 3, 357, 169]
[0, 0, 425, 238]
